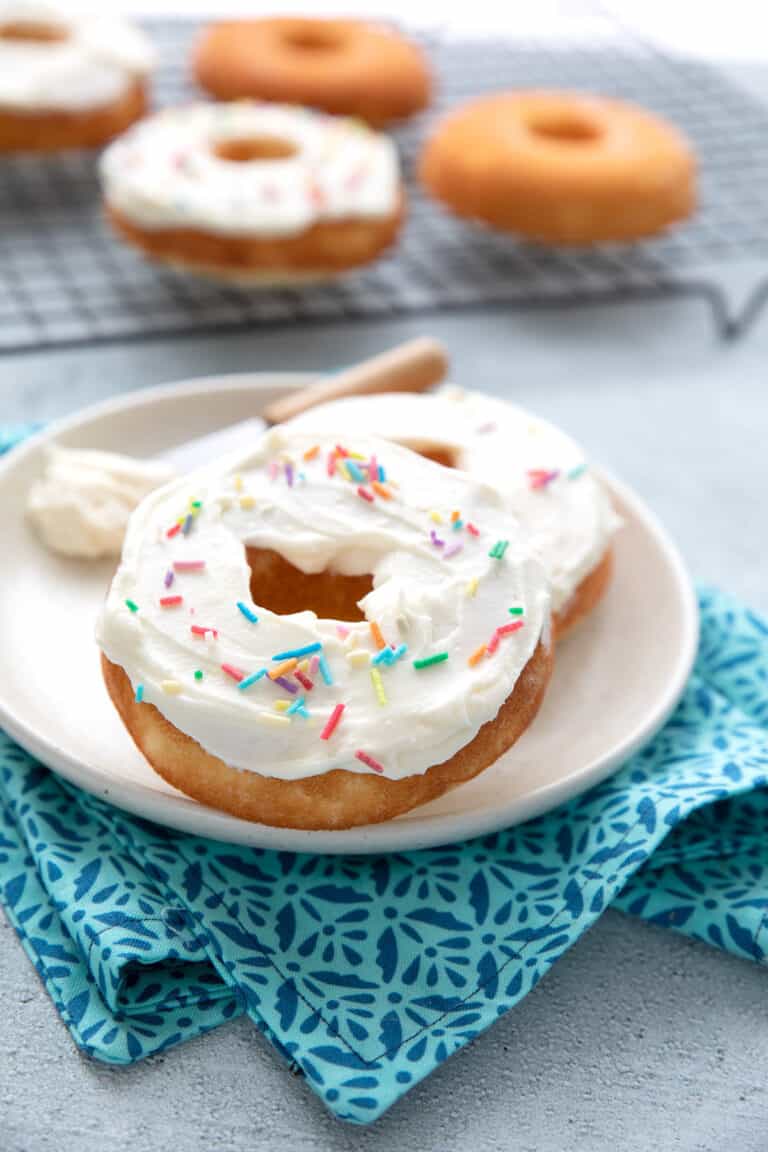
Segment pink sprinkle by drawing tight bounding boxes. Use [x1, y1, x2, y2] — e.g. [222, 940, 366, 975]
[528, 469, 560, 490]
[368, 454, 378, 483]
[358, 486, 374, 503]
[466, 523, 480, 537]
[164, 570, 174, 589]
[320, 703, 345, 741]
[268, 460, 279, 481]
[221, 663, 244, 682]
[327, 450, 337, 477]
[160, 595, 183, 608]
[336, 624, 349, 638]
[310, 655, 320, 675]
[496, 620, 525, 638]
[355, 749, 384, 774]
[486, 630, 502, 655]
[191, 625, 217, 638]
[443, 542, 463, 560]
[173, 561, 206, 572]
[295, 670, 314, 691]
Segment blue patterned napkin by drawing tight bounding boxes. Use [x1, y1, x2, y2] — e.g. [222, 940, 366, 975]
[2, 427, 768, 1123]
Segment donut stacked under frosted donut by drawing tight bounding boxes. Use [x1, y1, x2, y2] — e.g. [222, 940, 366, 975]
[0, 3, 154, 152]
[97, 429, 552, 829]
[289, 387, 619, 636]
[100, 102, 404, 282]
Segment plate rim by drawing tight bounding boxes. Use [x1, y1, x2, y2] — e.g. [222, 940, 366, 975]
[0, 373, 699, 854]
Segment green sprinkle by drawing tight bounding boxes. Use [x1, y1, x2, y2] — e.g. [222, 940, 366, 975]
[191, 500, 202, 509]
[567, 464, 586, 481]
[413, 652, 449, 670]
[125, 599, 139, 613]
[508, 606, 524, 616]
[489, 540, 509, 560]
[194, 670, 203, 681]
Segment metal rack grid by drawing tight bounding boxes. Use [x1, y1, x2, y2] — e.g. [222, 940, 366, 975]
[2, 15, 768, 352]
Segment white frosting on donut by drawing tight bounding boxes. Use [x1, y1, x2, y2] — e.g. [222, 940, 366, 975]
[100, 102, 401, 236]
[0, 4, 154, 113]
[97, 429, 549, 782]
[289, 387, 619, 614]
[27, 447, 173, 559]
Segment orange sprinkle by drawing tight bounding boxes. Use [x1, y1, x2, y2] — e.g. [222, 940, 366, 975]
[372, 481, 392, 501]
[269, 657, 298, 680]
[468, 644, 487, 667]
[451, 510, 461, 523]
[369, 621, 387, 650]
[303, 445, 320, 462]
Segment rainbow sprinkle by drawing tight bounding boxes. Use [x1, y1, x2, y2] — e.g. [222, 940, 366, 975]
[489, 540, 509, 560]
[528, 468, 560, 490]
[347, 650, 371, 668]
[160, 595, 183, 608]
[413, 652, 449, 670]
[346, 460, 365, 483]
[237, 601, 259, 624]
[430, 511, 443, 524]
[496, 620, 525, 639]
[336, 624, 349, 639]
[271, 642, 322, 661]
[134, 683, 144, 703]
[355, 749, 384, 774]
[370, 667, 387, 706]
[368, 455, 378, 482]
[221, 663, 245, 683]
[239, 495, 255, 510]
[274, 700, 291, 712]
[238, 669, 267, 691]
[320, 702, 345, 740]
[125, 599, 139, 613]
[166, 523, 181, 539]
[173, 561, 206, 573]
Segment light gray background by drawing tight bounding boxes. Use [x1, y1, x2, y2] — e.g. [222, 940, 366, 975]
[1, 293, 767, 1152]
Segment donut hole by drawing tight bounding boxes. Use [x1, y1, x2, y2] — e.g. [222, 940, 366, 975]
[526, 112, 601, 145]
[213, 136, 298, 163]
[402, 440, 459, 470]
[246, 547, 373, 622]
[281, 22, 345, 53]
[0, 21, 69, 42]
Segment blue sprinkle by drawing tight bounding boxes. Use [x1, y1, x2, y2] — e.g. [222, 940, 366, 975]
[135, 683, 144, 703]
[568, 463, 587, 480]
[378, 465, 386, 482]
[238, 669, 267, 692]
[452, 519, 463, 531]
[237, 601, 259, 624]
[345, 460, 365, 483]
[271, 641, 322, 661]
[318, 652, 333, 685]
[286, 695, 306, 716]
[182, 514, 194, 536]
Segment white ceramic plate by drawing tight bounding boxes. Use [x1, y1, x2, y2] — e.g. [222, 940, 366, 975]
[0, 374, 698, 854]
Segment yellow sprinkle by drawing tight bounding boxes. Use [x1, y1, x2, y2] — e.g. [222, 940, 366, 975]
[269, 658, 298, 680]
[468, 644, 487, 667]
[466, 577, 479, 598]
[371, 667, 387, 706]
[257, 712, 290, 727]
[161, 680, 182, 695]
[345, 632, 359, 651]
[273, 700, 291, 712]
[340, 461, 353, 482]
[347, 650, 370, 668]
[234, 475, 244, 492]
[239, 495, 255, 509]
[297, 658, 310, 672]
[348, 451, 367, 461]
[429, 511, 443, 524]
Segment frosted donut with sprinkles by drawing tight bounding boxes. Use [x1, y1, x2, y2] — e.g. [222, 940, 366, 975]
[99, 101, 404, 283]
[97, 429, 553, 830]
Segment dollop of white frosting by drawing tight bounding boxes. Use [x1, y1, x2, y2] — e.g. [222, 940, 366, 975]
[0, 3, 155, 113]
[97, 429, 550, 782]
[28, 447, 173, 559]
[100, 102, 401, 236]
[289, 387, 619, 614]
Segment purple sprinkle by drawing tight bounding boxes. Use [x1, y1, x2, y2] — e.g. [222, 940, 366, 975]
[444, 542, 463, 560]
[273, 676, 298, 695]
[285, 462, 294, 487]
[430, 529, 445, 548]
[182, 514, 194, 536]
[164, 570, 174, 589]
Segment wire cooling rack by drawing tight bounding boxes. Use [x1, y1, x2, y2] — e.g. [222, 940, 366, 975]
[2, 13, 768, 353]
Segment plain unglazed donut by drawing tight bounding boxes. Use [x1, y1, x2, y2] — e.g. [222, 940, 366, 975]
[194, 18, 431, 127]
[100, 102, 405, 283]
[0, 3, 154, 152]
[97, 429, 553, 829]
[419, 91, 696, 244]
[288, 387, 619, 638]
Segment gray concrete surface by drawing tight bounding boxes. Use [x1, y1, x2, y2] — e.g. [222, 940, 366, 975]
[1, 291, 768, 1149]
